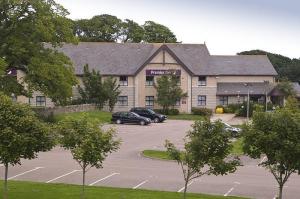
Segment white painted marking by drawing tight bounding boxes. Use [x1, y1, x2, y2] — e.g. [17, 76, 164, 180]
[224, 187, 234, 196]
[46, 170, 81, 183]
[234, 181, 241, 185]
[132, 180, 148, 189]
[259, 156, 267, 165]
[8, 167, 44, 180]
[177, 181, 194, 192]
[89, 173, 120, 186]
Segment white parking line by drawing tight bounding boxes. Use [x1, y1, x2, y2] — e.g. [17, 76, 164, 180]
[8, 167, 44, 180]
[259, 156, 267, 165]
[89, 173, 120, 186]
[46, 170, 81, 183]
[224, 181, 241, 197]
[132, 180, 148, 189]
[177, 181, 194, 192]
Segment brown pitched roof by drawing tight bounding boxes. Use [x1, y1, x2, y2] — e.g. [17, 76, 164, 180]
[55, 42, 278, 76]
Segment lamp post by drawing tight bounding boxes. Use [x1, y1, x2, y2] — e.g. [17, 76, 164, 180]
[244, 83, 252, 121]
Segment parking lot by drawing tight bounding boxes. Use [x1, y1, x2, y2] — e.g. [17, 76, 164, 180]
[1, 120, 300, 199]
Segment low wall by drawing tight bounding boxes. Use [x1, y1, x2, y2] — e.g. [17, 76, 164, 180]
[33, 104, 97, 117]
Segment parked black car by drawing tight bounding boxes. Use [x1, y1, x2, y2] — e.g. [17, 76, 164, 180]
[111, 112, 151, 125]
[130, 107, 167, 123]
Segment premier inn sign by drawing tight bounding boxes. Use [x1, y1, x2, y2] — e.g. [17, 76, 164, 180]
[145, 69, 181, 76]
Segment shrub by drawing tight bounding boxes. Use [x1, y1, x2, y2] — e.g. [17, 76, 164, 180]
[236, 101, 254, 117]
[168, 109, 179, 115]
[191, 107, 213, 117]
[224, 104, 241, 113]
[153, 109, 166, 114]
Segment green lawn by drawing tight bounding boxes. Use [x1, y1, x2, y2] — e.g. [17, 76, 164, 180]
[142, 138, 244, 160]
[54, 111, 112, 124]
[167, 114, 204, 121]
[0, 180, 247, 199]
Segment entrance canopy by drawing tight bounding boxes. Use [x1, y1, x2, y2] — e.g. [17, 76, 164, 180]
[217, 82, 275, 96]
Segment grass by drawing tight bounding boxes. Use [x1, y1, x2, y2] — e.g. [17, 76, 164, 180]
[54, 111, 112, 124]
[167, 114, 204, 121]
[0, 180, 247, 199]
[142, 138, 245, 160]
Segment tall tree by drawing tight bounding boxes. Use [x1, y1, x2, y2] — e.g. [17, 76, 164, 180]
[78, 65, 107, 108]
[155, 75, 187, 112]
[0, 0, 78, 105]
[242, 109, 300, 199]
[58, 117, 120, 199]
[0, 93, 55, 199]
[238, 50, 300, 82]
[119, 19, 144, 43]
[165, 120, 240, 199]
[143, 21, 177, 43]
[74, 14, 122, 42]
[103, 77, 121, 112]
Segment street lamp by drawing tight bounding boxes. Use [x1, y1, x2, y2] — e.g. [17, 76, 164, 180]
[244, 83, 252, 121]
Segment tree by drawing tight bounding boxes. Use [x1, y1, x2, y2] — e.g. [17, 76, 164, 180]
[119, 19, 144, 43]
[0, 93, 55, 199]
[155, 75, 187, 112]
[0, 0, 78, 104]
[58, 117, 120, 199]
[103, 77, 121, 112]
[165, 120, 240, 199]
[74, 14, 122, 42]
[242, 110, 300, 199]
[143, 21, 177, 43]
[277, 78, 296, 97]
[78, 65, 107, 108]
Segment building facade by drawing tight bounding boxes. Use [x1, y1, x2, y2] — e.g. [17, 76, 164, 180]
[16, 42, 279, 113]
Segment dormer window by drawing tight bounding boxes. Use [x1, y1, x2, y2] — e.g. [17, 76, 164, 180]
[119, 76, 128, 86]
[198, 76, 206, 86]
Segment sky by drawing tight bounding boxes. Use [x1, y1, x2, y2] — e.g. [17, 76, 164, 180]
[56, 0, 300, 59]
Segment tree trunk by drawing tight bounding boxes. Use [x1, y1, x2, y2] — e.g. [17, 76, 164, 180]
[278, 184, 283, 199]
[182, 180, 188, 199]
[81, 168, 86, 199]
[3, 163, 8, 199]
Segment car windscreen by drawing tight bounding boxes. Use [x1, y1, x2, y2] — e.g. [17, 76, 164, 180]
[147, 109, 155, 114]
[130, 112, 140, 117]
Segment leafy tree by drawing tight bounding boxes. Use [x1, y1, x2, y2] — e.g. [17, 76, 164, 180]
[238, 50, 300, 82]
[74, 14, 122, 42]
[277, 78, 296, 97]
[143, 21, 177, 43]
[103, 77, 121, 112]
[78, 65, 107, 108]
[242, 110, 300, 199]
[0, 0, 78, 104]
[58, 117, 120, 199]
[165, 120, 240, 199]
[119, 19, 144, 43]
[155, 75, 187, 112]
[0, 93, 55, 199]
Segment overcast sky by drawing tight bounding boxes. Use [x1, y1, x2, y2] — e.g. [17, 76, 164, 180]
[56, 0, 300, 59]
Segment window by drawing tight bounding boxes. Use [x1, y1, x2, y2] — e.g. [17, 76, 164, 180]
[145, 96, 154, 107]
[219, 96, 228, 106]
[146, 76, 154, 86]
[198, 76, 206, 86]
[197, 95, 206, 106]
[36, 96, 46, 106]
[175, 98, 180, 106]
[119, 76, 128, 86]
[117, 96, 128, 106]
[175, 76, 181, 85]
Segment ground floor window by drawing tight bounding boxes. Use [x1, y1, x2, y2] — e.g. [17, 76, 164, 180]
[117, 96, 128, 106]
[36, 96, 46, 106]
[145, 96, 154, 107]
[197, 95, 206, 106]
[219, 96, 228, 106]
[175, 98, 181, 106]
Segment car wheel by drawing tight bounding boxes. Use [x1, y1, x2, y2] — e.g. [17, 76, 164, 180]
[140, 120, 145, 126]
[153, 117, 160, 123]
[116, 119, 122, 124]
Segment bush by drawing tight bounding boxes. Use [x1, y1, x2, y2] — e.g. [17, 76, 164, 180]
[191, 107, 213, 117]
[168, 109, 179, 115]
[236, 101, 254, 117]
[224, 104, 241, 113]
[153, 109, 166, 114]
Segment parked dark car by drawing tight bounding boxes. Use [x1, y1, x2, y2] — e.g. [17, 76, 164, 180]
[130, 107, 167, 123]
[111, 112, 151, 125]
